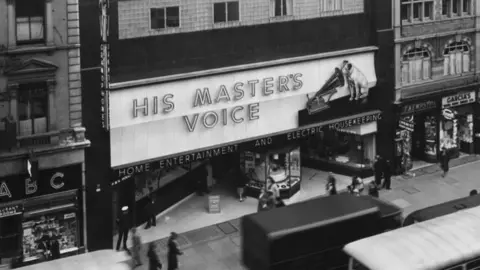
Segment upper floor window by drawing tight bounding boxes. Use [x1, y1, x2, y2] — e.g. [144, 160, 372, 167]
[321, 0, 343, 12]
[401, 47, 431, 84]
[150, 7, 180, 30]
[442, 0, 471, 17]
[17, 82, 48, 136]
[16, 0, 45, 44]
[214, 1, 240, 23]
[443, 41, 470, 76]
[272, 0, 293, 17]
[401, 0, 433, 23]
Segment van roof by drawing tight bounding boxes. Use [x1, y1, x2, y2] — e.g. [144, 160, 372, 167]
[244, 193, 379, 239]
[343, 204, 480, 270]
[404, 194, 480, 224]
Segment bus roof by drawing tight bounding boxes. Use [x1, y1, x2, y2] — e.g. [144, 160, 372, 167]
[343, 205, 480, 270]
[16, 249, 130, 270]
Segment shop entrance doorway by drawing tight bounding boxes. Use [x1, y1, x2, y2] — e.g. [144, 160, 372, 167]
[411, 114, 426, 161]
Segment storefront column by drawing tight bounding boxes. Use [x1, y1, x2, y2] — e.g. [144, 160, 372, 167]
[45, 0, 54, 45]
[7, 0, 16, 48]
[82, 161, 88, 251]
[47, 79, 57, 131]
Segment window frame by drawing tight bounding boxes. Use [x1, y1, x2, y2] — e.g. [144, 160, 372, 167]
[213, 1, 240, 24]
[443, 41, 470, 76]
[271, 0, 293, 17]
[442, 0, 472, 17]
[17, 82, 49, 136]
[15, 0, 46, 45]
[401, 0, 434, 23]
[321, 0, 343, 12]
[401, 47, 432, 85]
[150, 6, 181, 30]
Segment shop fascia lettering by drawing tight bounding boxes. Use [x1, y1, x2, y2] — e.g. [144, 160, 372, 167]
[132, 74, 304, 132]
[442, 91, 476, 108]
[328, 113, 381, 129]
[0, 173, 65, 199]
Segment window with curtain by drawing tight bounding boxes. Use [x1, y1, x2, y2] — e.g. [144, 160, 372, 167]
[15, 0, 45, 44]
[443, 41, 470, 76]
[401, 47, 431, 85]
[213, 1, 239, 23]
[321, 0, 343, 11]
[442, 0, 471, 17]
[17, 82, 48, 136]
[150, 6, 180, 29]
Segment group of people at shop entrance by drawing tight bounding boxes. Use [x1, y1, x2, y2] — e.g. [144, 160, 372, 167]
[116, 206, 183, 270]
[34, 228, 61, 262]
[325, 155, 393, 198]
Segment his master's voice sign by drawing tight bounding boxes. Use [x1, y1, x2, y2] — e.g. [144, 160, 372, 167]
[207, 195, 221, 213]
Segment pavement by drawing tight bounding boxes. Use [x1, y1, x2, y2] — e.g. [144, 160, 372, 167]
[127, 155, 480, 270]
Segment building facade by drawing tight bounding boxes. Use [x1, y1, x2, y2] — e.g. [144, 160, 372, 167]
[91, 0, 394, 248]
[392, 0, 480, 173]
[0, 0, 89, 266]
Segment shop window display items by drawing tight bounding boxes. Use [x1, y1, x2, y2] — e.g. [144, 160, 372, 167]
[22, 212, 78, 261]
[241, 147, 301, 199]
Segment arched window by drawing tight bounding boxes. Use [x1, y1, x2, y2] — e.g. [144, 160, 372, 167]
[401, 47, 431, 84]
[443, 41, 470, 76]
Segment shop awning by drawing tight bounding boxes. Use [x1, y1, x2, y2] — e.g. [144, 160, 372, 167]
[335, 121, 377, 136]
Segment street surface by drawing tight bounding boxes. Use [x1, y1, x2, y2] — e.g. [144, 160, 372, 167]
[129, 157, 480, 270]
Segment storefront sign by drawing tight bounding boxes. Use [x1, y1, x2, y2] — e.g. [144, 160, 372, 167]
[0, 165, 82, 203]
[327, 112, 381, 130]
[399, 119, 414, 132]
[0, 204, 22, 218]
[442, 91, 476, 108]
[442, 109, 455, 120]
[207, 195, 221, 213]
[401, 100, 436, 115]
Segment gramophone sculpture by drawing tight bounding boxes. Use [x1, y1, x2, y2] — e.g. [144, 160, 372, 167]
[306, 60, 369, 115]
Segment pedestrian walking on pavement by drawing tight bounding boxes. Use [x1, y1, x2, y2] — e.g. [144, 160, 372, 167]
[470, 189, 478, 196]
[147, 242, 163, 270]
[145, 187, 157, 229]
[235, 167, 248, 202]
[326, 172, 338, 196]
[348, 175, 364, 196]
[168, 232, 183, 270]
[116, 206, 131, 252]
[131, 228, 142, 267]
[383, 159, 392, 190]
[368, 182, 379, 198]
[373, 155, 384, 187]
[440, 147, 450, 177]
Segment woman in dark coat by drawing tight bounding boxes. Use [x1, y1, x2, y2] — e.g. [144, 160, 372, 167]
[147, 242, 162, 270]
[440, 147, 450, 177]
[326, 172, 338, 196]
[235, 168, 249, 202]
[167, 232, 183, 270]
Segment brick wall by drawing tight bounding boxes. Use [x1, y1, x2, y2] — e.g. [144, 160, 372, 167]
[67, 0, 82, 127]
[117, 0, 364, 39]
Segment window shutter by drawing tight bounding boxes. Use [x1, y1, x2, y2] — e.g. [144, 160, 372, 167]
[401, 61, 410, 84]
[462, 52, 470, 72]
[455, 51, 462, 74]
[422, 58, 430, 79]
[449, 53, 455, 75]
[414, 58, 422, 81]
[443, 55, 450, 76]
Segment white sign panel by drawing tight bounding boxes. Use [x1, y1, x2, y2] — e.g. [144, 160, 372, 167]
[109, 52, 377, 167]
[442, 91, 476, 108]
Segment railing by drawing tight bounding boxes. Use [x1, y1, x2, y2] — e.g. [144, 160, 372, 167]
[0, 126, 87, 153]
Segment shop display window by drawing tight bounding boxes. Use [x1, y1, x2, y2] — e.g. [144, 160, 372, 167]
[302, 129, 375, 169]
[424, 116, 437, 156]
[440, 106, 474, 154]
[22, 211, 78, 261]
[135, 162, 203, 201]
[241, 146, 301, 199]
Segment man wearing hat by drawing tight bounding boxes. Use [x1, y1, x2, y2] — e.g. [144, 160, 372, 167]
[116, 205, 131, 251]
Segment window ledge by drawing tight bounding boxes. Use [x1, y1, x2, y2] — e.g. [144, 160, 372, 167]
[269, 15, 294, 23]
[212, 21, 241, 29]
[0, 44, 80, 56]
[148, 27, 181, 36]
